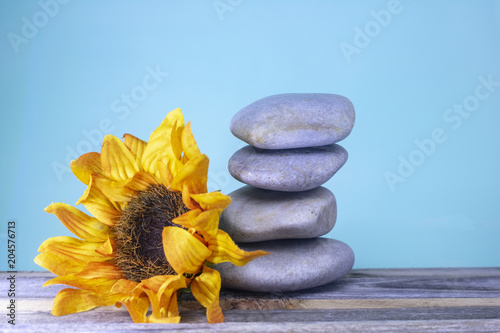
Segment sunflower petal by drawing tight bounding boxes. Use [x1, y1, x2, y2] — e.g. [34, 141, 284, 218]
[190, 265, 224, 324]
[38, 236, 109, 263]
[170, 154, 208, 194]
[70, 152, 103, 185]
[34, 252, 86, 276]
[121, 171, 157, 191]
[95, 237, 116, 257]
[51, 288, 126, 316]
[207, 230, 271, 266]
[75, 261, 124, 279]
[44, 203, 110, 242]
[76, 177, 121, 226]
[111, 279, 139, 294]
[120, 296, 150, 323]
[157, 159, 173, 187]
[162, 227, 211, 274]
[172, 209, 220, 241]
[101, 134, 140, 182]
[92, 174, 137, 206]
[191, 192, 232, 211]
[170, 120, 183, 161]
[171, 209, 201, 229]
[44, 275, 118, 295]
[141, 274, 187, 322]
[181, 122, 201, 160]
[139, 275, 170, 293]
[157, 274, 187, 303]
[142, 109, 184, 176]
[123, 133, 147, 169]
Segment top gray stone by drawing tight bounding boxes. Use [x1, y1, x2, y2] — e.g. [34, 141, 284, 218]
[230, 93, 355, 149]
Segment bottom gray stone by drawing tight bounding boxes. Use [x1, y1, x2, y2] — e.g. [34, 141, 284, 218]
[215, 238, 354, 292]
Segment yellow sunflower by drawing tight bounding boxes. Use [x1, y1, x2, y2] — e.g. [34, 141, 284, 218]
[35, 108, 269, 323]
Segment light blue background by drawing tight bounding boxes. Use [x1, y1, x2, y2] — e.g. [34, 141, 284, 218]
[1, 0, 499, 271]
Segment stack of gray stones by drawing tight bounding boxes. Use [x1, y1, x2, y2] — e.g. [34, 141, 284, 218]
[215, 93, 356, 292]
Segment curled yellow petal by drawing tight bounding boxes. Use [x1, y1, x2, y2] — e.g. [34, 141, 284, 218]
[157, 274, 187, 304]
[76, 177, 121, 226]
[162, 227, 211, 274]
[119, 296, 150, 323]
[34, 252, 86, 276]
[139, 274, 187, 322]
[101, 134, 140, 182]
[191, 191, 232, 211]
[181, 122, 201, 160]
[70, 152, 103, 185]
[190, 265, 224, 324]
[207, 230, 271, 266]
[38, 236, 109, 263]
[51, 288, 126, 316]
[44, 203, 110, 242]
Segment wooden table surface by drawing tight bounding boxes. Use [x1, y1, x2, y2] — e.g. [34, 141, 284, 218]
[1, 268, 499, 332]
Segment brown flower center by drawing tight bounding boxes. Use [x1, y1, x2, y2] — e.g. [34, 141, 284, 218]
[113, 184, 189, 282]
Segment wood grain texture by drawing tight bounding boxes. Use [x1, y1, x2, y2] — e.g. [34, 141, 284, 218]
[1, 268, 499, 332]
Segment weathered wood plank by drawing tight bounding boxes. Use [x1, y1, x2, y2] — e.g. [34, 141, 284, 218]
[8, 305, 500, 324]
[7, 297, 500, 313]
[8, 268, 500, 300]
[1, 268, 499, 332]
[4, 319, 500, 333]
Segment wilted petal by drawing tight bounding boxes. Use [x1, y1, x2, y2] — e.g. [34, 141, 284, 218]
[207, 230, 271, 266]
[119, 295, 150, 323]
[190, 265, 224, 324]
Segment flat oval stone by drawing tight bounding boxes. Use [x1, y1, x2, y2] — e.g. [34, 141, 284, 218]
[230, 93, 355, 149]
[228, 144, 348, 192]
[219, 186, 336, 242]
[215, 238, 354, 292]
